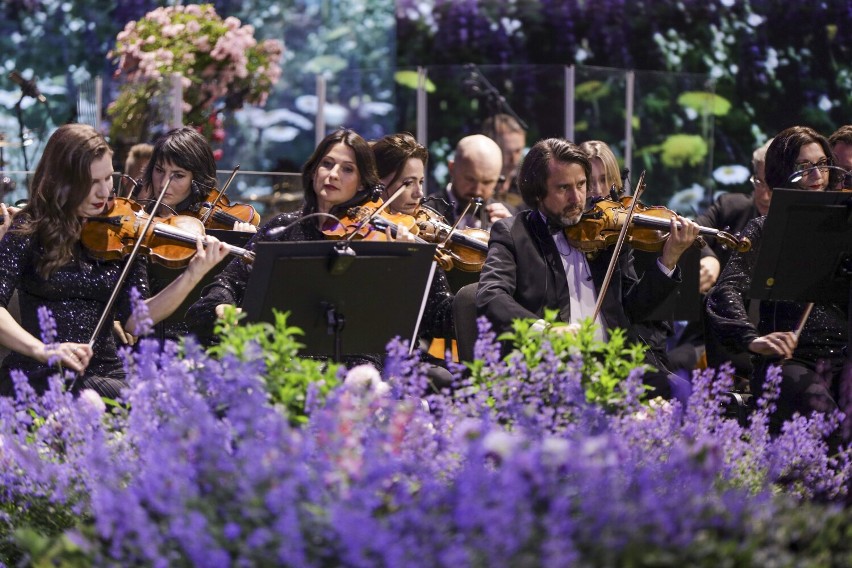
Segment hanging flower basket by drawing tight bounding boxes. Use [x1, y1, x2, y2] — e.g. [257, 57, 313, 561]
[107, 3, 283, 149]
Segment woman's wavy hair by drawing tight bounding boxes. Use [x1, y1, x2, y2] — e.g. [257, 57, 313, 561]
[765, 125, 841, 190]
[141, 127, 217, 207]
[371, 132, 428, 193]
[17, 123, 112, 278]
[300, 128, 382, 215]
[518, 138, 591, 209]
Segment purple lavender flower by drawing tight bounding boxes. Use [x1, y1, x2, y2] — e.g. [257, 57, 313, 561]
[128, 286, 154, 337]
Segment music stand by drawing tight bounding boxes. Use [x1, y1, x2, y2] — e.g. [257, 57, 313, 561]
[749, 188, 852, 356]
[242, 240, 437, 361]
[749, 189, 852, 304]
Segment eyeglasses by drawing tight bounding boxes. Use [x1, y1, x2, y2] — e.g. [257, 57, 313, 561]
[793, 158, 830, 173]
[749, 175, 766, 188]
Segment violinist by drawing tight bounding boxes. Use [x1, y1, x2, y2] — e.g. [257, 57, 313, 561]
[139, 127, 257, 233]
[476, 137, 700, 400]
[706, 125, 848, 446]
[372, 132, 456, 388]
[186, 128, 422, 363]
[120, 142, 153, 198]
[578, 140, 624, 201]
[428, 134, 515, 230]
[0, 124, 229, 399]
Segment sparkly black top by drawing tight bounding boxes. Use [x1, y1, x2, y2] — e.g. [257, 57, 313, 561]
[185, 211, 456, 351]
[0, 217, 149, 382]
[705, 216, 847, 364]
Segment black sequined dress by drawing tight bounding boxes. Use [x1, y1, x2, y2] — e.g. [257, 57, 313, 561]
[0, 219, 149, 392]
[706, 216, 848, 435]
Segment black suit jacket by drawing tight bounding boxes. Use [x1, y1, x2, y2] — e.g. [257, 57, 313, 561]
[476, 210, 681, 339]
[426, 185, 515, 231]
[696, 192, 760, 269]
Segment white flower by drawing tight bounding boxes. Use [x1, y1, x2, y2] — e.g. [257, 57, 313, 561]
[482, 430, 515, 460]
[79, 389, 106, 414]
[747, 13, 764, 27]
[343, 364, 382, 392]
[712, 164, 750, 185]
[667, 183, 707, 216]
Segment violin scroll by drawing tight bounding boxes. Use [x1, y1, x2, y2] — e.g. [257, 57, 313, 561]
[715, 230, 752, 253]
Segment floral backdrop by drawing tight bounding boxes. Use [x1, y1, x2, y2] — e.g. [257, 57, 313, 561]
[0, 0, 849, 208]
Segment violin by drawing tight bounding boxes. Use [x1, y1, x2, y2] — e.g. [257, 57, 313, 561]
[413, 205, 489, 272]
[186, 166, 260, 231]
[191, 188, 260, 231]
[322, 198, 455, 271]
[564, 196, 751, 256]
[81, 197, 255, 268]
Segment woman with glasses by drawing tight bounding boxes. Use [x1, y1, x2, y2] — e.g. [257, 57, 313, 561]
[705, 126, 848, 448]
[828, 125, 852, 190]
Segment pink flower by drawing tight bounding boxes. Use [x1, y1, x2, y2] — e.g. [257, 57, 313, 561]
[212, 149, 224, 161]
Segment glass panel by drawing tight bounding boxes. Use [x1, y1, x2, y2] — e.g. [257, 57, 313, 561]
[632, 69, 716, 215]
[423, 64, 567, 198]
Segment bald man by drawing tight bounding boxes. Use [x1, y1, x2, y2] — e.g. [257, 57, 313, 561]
[428, 134, 515, 230]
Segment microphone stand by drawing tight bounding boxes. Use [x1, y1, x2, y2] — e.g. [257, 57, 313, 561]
[463, 63, 528, 131]
[13, 94, 30, 185]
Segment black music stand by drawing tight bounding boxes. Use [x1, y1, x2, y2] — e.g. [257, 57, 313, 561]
[749, 189, 852, 305]
[749, 188, 852, 355]
[242, 241, 437, 361]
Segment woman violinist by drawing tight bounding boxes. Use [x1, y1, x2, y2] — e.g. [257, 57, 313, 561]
[371, 133, 457, 387]
[186, 129, 422, 353]
[706, 125, 848, 447]
[133, 127, 258, 344]
[0, 124, 229, 399]
[139, 127, 258, 233]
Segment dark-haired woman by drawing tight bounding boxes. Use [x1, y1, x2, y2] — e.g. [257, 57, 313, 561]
[186, 129, 454, 384]
[186, 128, 411, 340]
[372, 132, 456, 389]
[0, 123, 229, 398]
[139, 126, 257, 233]
[706, 126, 848, 443]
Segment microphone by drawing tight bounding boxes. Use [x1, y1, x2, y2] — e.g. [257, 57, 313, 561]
[785, 165, 852, 189]
[8, 70, 47, 104]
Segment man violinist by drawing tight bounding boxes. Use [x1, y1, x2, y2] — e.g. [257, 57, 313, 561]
[475, 137, 700, 399]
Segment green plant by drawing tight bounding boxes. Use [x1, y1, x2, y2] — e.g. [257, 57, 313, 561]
[206, 306, 341, 425]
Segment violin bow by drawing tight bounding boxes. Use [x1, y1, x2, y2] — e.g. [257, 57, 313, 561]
[86, 175, 175, 349]
[437, 197, 484, 249]
[199, 164, 240, 225]
[792, 302, 814, 343]
[591, 170, 647, 323]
